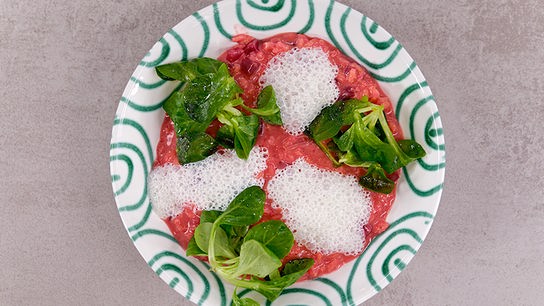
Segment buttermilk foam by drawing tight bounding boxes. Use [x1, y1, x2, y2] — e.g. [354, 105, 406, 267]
[148, 147, 268, 218]
[259, 47, 339, 135]
[267, 158, 371, 255]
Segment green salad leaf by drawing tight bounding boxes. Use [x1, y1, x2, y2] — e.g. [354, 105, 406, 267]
[307, 103, 343, 142]
[185, 236, 207, 257]
[176, 132, 218, 164]
[223, 224, 248, 254]
[232, 115, 259, 160]
[227, 258, 314, 301]
[307, 96, 427, 194]
[244, 85, 283, 125]
[186, 186, 313, 303]
[156, 59, 283, 163]
[340, 97, 372, 125]
[236, 240, 282, 278]
[214, 186, 265, 227]
[244, 220, 294, 259]
[398, 139, 427, 159]
[215, 125, 235, 149]
[183, 65, 243, 123]
[162, 91, 210, 136]
[232, 288, 260, 306]
[194, 222, 237, 259]
[358, 163, 395, 194]
[200, 210, 222, 223]
[156, 57, 223, 82]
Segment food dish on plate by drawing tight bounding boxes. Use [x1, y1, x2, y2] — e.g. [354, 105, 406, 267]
[110, 1, 445, 304]
[147, 33, 426, 303]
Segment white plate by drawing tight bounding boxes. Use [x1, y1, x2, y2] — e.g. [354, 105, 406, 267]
[110, 0, 446, 304]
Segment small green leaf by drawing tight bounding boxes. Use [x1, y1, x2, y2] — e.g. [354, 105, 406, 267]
[248, 85, 282, 125]
[216, 186, 265, 226]
[182, 74, 216, 122]
[281, 258, 314, 277]
[236, 240, 282, 278]
[155, 58, 223, 82]
[307, 104, 343, 142]
[326, 140, 341, 154]
[194, 222, 212, 252]
[232, 115, 259, 160]
[176, 132, 218, 164]
[216, 125, 235, 149]
[232, 288, 260, 306]
[190, 57, 226, 75]
[246, 258, 314, 301]
[222, 224, 249, 254]
[212, 256, 314, 302]
[359, 163, 395, 194]
[195, 222, 236, 259]
[159, 59, 246, 165]
[222, 225, 249, 239]
[354, 131, 400, 174]
[184, 64, 242, 123]
[245, 283, 283, 302]
[334, 126, 355, 152]
[156, 62, 196, 82]
[313, 140, 341, 167]
[163, 91, 209, 137]
[186, 236, 207, 257]
[244, 220, 294, 259]
[338, 150, 372, 168]
[186, 132, 218, 163]
[200, 210, 222, 223]
[377, 111, 426, 172]
[398, 139, 426, 159]
[340, 97, 371, 126]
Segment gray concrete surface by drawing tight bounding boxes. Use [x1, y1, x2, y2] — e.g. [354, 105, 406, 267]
[1, 0, 543, 305]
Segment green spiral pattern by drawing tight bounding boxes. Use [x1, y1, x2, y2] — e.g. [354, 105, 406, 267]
[110, 0, 445, 305]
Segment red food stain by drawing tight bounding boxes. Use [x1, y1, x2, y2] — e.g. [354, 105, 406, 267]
[156, 33, 403, 280]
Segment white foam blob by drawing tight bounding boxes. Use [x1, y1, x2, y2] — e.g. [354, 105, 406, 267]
[259, 47, 339, 135]
[148, 147, 268, 218]
[267, 158, 371, 255]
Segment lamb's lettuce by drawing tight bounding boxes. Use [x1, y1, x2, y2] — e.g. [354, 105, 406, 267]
[307, 97, 426, 194]
[156, 59, 283, 163]
[186, 186, 313, 304]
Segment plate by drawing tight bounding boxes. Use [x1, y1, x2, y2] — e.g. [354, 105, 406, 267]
[109, 0, 446, 304]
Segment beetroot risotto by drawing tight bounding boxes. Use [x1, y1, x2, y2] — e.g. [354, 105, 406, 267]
[147, 33, 425, 302]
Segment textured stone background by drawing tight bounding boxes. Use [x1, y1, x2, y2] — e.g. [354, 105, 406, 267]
[1, 0, 543, 305]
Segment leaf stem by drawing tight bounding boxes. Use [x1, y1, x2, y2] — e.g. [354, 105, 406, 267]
[315, 141, 341, 167]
